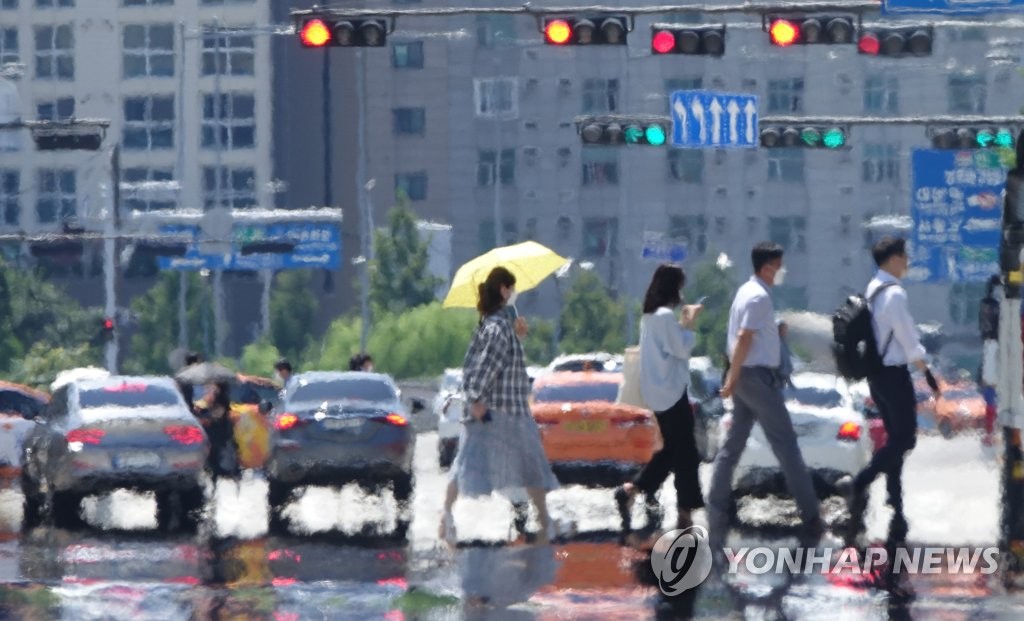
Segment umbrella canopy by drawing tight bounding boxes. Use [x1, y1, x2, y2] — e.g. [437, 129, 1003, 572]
[174, 362, 237, 385]
[443, 241, 569, 309]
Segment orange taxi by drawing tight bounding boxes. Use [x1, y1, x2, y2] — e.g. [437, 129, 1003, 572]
[530, 371, 659, 486]
[932, 383, 987, 439]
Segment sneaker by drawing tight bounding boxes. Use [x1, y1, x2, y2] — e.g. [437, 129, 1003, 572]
[837, 477, 866, 544]
[614, 486, 634, 532]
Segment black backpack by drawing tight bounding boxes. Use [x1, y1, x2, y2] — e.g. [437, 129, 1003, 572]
[831, 283, 896, 380]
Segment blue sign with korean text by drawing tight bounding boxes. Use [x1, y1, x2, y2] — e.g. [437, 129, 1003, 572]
[884, 0, 1024, 14]
[670, 90, 758, 149]
[909, 149, 1005, 283]
[641, 232, 687, 263]
[157, 221, 341, 271]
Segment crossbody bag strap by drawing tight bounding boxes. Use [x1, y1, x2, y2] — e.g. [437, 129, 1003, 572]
[867, 281, 898, 360]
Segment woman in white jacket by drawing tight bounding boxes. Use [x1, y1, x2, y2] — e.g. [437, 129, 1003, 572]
[615, 264, 704, 533]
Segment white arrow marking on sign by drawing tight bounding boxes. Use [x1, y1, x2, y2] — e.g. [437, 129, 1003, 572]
[744, 100, 757, 144]
[727, 100, 740, 144]
[709, 99, 723, 144]
[673, 99, 688, 142]
[691, 100, 706, 143]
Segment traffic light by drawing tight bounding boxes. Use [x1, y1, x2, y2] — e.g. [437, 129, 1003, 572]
[857, 26, 933, 57]
[577, 119, 669, 146]
[930, 126, 1016, 150]
[296, 16, 390, 48]
[760, 125, 849, 149]
[651, 24, 726, 56]
[100, 317, 115, 343]
[766, 16, 855, 46]
[542, 15, 630, 45]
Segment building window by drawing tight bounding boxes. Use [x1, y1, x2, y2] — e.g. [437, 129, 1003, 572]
[768, 216, 807, 252]
[36, 97, 74, 121]
[473, 78, 517, 119]
[0, 170, 18, 225]
[1, 1, 16, 9]
[202, 92, 255, 150]
[864, 75, 898, 114]
[582, 218, 618, 258]
[477, 149, 515, 186]
[123, 95, 175, 150]
[476, 15, 515, 49]
[392, 41, 423, 69]
[393, 107, 425, 135]
[203, 166, 255, 208]
[36, 169, 75, 224]
[767, 78, 804, 113]
[669, 215, 708, 254]
[122, 167, 176, 211]
[668, 150, 704, 183]
[767, 149, 805, 182]
[665, 78, 703, 95]
[201, 29, 254, 76]
[478, 219, 518, 252]
[395, 172, 427, 201]
[123, 0, 173, 5]
[34, 25, 74, 80]
[862, 144, 900, 183]
[0, 28, 18, 64]
[582, 78, 619, 113]
[123, 24, 174, 78]
[200, 0, 254, 4]
[582, 149, 619, 186]
[948, 74, 987, 114]
[36, 0, 73, 7]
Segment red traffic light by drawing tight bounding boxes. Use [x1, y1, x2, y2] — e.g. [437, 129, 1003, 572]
[103, 318, 114, 331]
[300, 19, 332, 47]
[858, 32, 881, 55]
[545, 19, 573, 45]
[652, 30, 676, 54]
[769, 20, 800, 46]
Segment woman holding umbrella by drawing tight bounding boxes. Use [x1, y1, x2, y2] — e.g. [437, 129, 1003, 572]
[439, 267, 559, 544]
[176, 362, 238, 482]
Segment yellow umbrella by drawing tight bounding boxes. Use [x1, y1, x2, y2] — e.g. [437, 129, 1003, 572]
[443, 241, 569, 308]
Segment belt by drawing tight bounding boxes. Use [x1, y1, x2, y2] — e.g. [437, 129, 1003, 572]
[743, 365, 780, 372]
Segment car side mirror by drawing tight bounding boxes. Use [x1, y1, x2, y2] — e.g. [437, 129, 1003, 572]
[258, 400, 274, 415]
[410, 398, 426, 414]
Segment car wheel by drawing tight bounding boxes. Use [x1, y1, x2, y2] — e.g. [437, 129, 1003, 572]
[438, 442, 456, 470]
[20, 473, 44, 532]
[51, 491, 86, 531]
[392, 474, 413, 505]
[267, 481, 293, 535]
[939, 419, 953, 440]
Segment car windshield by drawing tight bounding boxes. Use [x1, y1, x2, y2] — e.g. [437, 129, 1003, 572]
[288, 378, 397, 404]
[79, 383, 182, 409]
[784, 385, 843, 409]
[534, 383, 619, 403]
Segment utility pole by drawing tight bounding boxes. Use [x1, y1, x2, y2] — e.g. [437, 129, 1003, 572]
[211, 17, 226, 359]
[105, 145, 121, 373]
[357, 49, 371, 353]
[176, 20, 189, 350]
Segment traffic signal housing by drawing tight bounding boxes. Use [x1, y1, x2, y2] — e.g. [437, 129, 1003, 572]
[99, 317, 115, 343]
[542, 15, 631, 45]
[857, 26, 933, 57]
[930, 126, 1017, 150]
[766, 16, 855, 46]
[296, 16, 390, 48]
[651, 24, 726, 56]
[577, 117, 669, 146]
[760, 125, 849, 149]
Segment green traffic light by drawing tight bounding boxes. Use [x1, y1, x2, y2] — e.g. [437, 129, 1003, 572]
[624, 126, 644, 144]
[977, 130, 995, 148]
[800, 128, 821, 147]
[996, 129, 1014, 148]
[645, 124, 666, 146]
[823, 128, 846, 149]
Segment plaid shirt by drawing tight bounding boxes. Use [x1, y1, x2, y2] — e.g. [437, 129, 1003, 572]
[462, 313, 531, 417]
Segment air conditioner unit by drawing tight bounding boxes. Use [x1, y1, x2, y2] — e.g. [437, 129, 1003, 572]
[526, 78, 539, 89]
[524, 190, 538, 200]
[524, 121, 538, 130]
[715, 186, 727, 196]
[523, 146, 539, 156]
[559, 78, 572, 89]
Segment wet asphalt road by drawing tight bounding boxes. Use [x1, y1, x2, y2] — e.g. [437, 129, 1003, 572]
[0, 429, 1021, 620]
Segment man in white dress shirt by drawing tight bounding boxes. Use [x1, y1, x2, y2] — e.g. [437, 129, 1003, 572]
[846, 236, 941, 541]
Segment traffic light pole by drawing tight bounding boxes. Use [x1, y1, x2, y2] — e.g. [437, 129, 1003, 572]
[104, 145, 121, 374]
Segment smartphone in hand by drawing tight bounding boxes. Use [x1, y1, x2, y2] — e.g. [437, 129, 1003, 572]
[695, 296, 709, 306]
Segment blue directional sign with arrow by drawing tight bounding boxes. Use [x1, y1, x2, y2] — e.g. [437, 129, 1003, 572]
[670, 90, 758, 149]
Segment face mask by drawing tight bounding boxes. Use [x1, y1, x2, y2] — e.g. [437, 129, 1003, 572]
[274, 373, 282, 383]
[507, 290, 519, 307]
[774, 267, 787, 286]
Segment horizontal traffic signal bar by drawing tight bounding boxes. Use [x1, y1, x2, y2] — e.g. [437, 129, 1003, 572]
[857, 26, 933, 57]
[929, 126, 1018, 150]
[766, 15, 856, 46]
[542, 15, 632, 45]
[760, 125, 849, 149]
[575, 115, 669, 146]
[296, 16, 392, 47]
[651, 23, 726, 56]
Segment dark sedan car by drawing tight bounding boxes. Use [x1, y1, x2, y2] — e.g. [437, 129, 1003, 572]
[265, 371, 420, 536]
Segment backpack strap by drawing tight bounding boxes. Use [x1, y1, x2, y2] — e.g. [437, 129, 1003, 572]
[867, 281, 898, 361]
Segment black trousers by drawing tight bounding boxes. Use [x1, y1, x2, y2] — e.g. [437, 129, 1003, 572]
[632, 392, 705, 510]
[854, 365, 917, 515]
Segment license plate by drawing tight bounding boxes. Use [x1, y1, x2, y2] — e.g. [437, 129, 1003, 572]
[323, 418, 362, 431]
[563, 420, 608, 433]
[116, 451, 160, 469]
[793, 423, 819, 436]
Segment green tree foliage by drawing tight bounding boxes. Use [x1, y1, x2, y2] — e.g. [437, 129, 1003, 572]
[558, 271, 627, 355]
[310, 303, 477, 379]
[521, 318, 556, 365]
[686, 260, 738, 361]
[269, 270, 316, 363]
[126, 272, 214, 374]
[369, 201, 442, 317]
[240, 340, 282, 377]
[9, 342, 96, 389]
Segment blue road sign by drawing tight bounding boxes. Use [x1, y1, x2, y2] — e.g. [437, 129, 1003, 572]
[670, 90, 758, 149]
[884, 0, 1024, 14]
[641, 232, 687, 263]
[909, 149, 1005, 283]
[157, 221, 341, 271]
